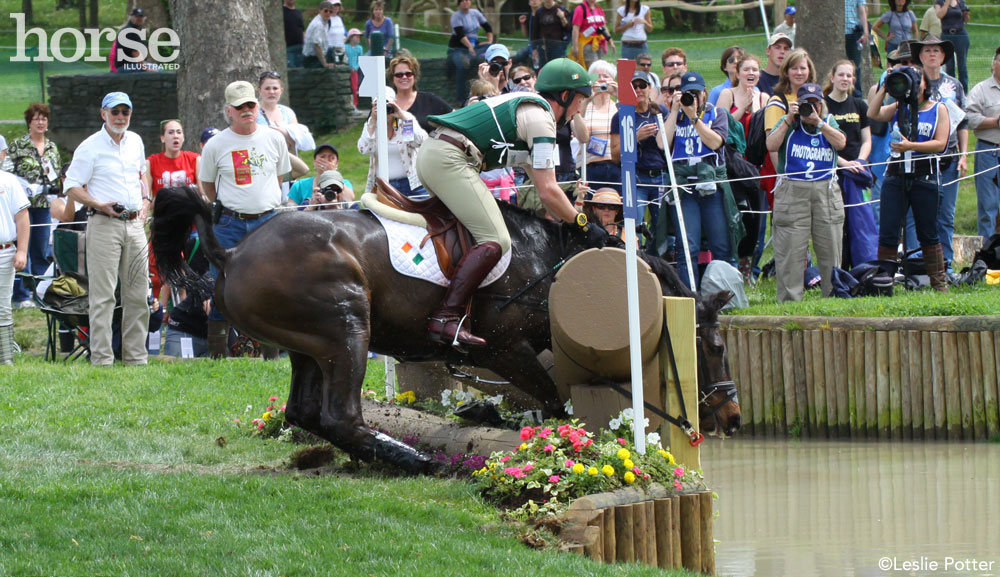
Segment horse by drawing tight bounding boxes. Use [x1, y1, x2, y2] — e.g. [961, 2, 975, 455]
[151, 186, 740, 473]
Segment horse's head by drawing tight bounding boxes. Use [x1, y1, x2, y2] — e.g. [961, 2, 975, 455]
[696, 290, 741, 438]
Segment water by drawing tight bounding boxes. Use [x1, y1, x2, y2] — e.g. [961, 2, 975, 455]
[703, 440, 1000, 577]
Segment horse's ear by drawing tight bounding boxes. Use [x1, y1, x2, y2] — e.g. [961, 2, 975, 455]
[708, 290, 734, 311]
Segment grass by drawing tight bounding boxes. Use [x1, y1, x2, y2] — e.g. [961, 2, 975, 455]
[0, 349, 695, 577]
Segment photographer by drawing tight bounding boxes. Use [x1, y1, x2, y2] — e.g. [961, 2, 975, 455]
[662, 71, 733, 289]
[766, 83, 847, 302]
[478, 44, 515, 94]
[570, 0, 614, 70]
[357, 88, 427, 198]
[868, 65, 951, 292]
[306, 170, 350, 210]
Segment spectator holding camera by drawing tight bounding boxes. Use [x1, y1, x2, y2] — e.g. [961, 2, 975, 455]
[358, 87, 428, 198]
[766, 83, 847, 302]
[306, 170, 351, 210]
[448, 0, 494, 103]
[479, 44, 515, 94]
[662, 71, 733, 289]
[578, 60, 620, 194]
[868, 65, 951, 291]
[288, 143, 355, 206]
[532, 0, 571, 69]
[7, 102, 62, 310]
[570, 0, 614, 70]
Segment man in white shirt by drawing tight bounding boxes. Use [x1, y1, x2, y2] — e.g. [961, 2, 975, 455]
[0, 169, 29, 365]
[772, 6, 796, 47]
[303, 0, 335, 68]
[65, 92, 151, 366]
[200, 80, 291, 357]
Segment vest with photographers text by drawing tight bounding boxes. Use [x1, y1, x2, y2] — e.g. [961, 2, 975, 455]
[891, 102, 942, 163]
[783, 115, 837, 181]
[672, 106, 719, 165]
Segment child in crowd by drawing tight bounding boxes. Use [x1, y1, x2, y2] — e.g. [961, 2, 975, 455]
[346, 28, 364, 107]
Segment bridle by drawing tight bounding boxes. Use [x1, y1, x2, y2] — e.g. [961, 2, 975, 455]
[696, 321, 739, 420]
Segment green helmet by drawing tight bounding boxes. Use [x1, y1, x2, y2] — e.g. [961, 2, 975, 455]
[535, 58, 595, 98]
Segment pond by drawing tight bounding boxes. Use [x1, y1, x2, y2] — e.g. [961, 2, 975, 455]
[703, 439, 1000, 577]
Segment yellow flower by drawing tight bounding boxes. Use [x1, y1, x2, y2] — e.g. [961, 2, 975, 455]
[519, 443, 529, 451]
[572, 463, 585, 474]
[261, 411, 272, 421]
[587, 467, 599, 476]
[395, 390, 416, 404]
[617, 448, 631, 461]
[602, 465, 615, 477]
[624, 471, 636, 484]
[659, 450, 676, 465]
[623, 459, 635, 470]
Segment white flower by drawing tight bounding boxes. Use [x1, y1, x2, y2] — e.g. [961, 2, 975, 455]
[646, 432, 662, 448]
[564, 399, 574, 415]
[245, 404, 253, 412]
[486, 394, 504, 406]
[621, 408, 634, 421]
[641, 417, 650, 429]
[441, 389, 453, 406]
[608, 417, 622, 431]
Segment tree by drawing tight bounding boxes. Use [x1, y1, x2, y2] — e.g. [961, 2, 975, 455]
[263, 0, 289, 105]
[22, 0, 32, 23]
[169, 0, 273, 151]
[797, 0, 844, 91]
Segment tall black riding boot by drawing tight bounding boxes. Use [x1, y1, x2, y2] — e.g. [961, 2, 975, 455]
[923, 243, 949, 293]
[427, 241, 502, 347]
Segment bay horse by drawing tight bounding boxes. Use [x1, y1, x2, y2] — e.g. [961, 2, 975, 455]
[151, 186, 739, 473]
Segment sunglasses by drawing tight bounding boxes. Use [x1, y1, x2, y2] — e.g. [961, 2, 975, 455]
[259, 71, 281, 81]
[234, 102, 257, 110]
[637, 61, 651, 68]
[727, 56, 739, 64]
[393, 71, 414, 78]
[661, 86, 677, 93]
[107, 107, 131, 116]
[159, 118, 181, 127]
[513, 74, 533, 84]
[591, 203, 619, 210]
[663, 61, 684, 68]
[632, 81, 649, 89]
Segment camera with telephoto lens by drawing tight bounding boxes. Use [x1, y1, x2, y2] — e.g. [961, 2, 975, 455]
[885, 66, 923, 104]
[595, 26, 612, 41]
[798, 101, 814, 118]
[321, 185, 342, 202]
[680, 91, 696, 107]
[488, 60, 505, 77]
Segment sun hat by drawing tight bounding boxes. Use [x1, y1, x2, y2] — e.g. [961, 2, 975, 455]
[909, 34, 955, 65]
[584, 188, 623, 207]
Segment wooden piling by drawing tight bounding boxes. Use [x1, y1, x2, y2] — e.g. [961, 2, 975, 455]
[876, 331, 890, 439]
[908, 331, 922, 439]
[804, 331, 818, 436]
[632, 501, 647, 564]
[922, 332, 935, 439]
[847, 330, 857, 437]
[853, 331, 866, 437]
[899, 330, 912, 439]
[761, 331, 775, 436]
[781, 331, 796, 433]
[864, 331, 877, 439]
[654, 498, 672, 569]
[931, 331, 946, 439]
[889, 330, 902, 440]
[792, 330, 808, 435]
[603, 507, 616, 563]
[982, 331, 999, 440]
[749, 331, 764, 434]
[958, 332, 974, 439]
[738, 330, 753, 435]
[771, 330, 786, 436]
[943, 332, 961, 440]
[615, 504, 634, 563]
[679, 494, 701, 572]
[671, 496, 682, 568]
[643, 501, 656, 566]
[970, 331, 986, 440]
[822, 330, 837, 437]
[699, 492, 715, 576]
[835, 331, 849, 437]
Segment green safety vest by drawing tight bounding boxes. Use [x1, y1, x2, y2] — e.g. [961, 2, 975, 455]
[428, 93, 553, 170]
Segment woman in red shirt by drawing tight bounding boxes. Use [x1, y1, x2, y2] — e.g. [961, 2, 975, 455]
[143, 119, 201, 198]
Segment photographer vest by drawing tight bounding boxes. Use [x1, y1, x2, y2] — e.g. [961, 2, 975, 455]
[782, 115, 837, 181]
[890, 102, 942, 167]
[429, 93, 553, 170]
[672, 106, 720, 165]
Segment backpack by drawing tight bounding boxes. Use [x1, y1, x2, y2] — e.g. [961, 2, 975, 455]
[974, 233, 1000, 269]
[744, 93, 787, 168]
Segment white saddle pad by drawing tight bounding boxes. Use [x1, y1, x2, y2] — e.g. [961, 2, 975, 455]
[369, 211, 511, 288]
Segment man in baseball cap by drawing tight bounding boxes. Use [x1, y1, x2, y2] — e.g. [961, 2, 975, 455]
[481, 44, 513, 93]
[760, 33, 793, 95]
[773, 6, 796, 47]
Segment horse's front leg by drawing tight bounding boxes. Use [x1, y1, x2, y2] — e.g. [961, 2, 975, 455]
[475, 340, 567, 418]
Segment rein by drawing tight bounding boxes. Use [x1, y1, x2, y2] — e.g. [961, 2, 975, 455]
[495, 224, 583, 312]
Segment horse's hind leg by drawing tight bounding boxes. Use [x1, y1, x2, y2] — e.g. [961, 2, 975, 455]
[476, 341, 567, 418]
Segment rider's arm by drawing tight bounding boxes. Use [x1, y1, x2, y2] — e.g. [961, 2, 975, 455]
[527, 166, 578, 223]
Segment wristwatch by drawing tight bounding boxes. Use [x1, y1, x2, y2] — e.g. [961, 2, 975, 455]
[575, 212, 589, 228]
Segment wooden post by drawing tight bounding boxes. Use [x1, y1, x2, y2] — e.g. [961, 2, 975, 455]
[853, 331, 865, 438]
[889, 330, 902, 440]
[662, 297, 699, 471]
[771, 330, 786, 436]
[615, 505, 635, 563]
[931, 331, 946, 439]
[633, 501, 648, 564]
[812, 330, 828, 437]
[782, 331, 796, 433]
[749, 330, 764, 434]
[761, 331, 775, 437]
[822, 330, 837, 437]
[847, 330, 857, 437]
[699, 491, 715, 576]
[793, 330, 808, 434]
[922, 331, 935, 439]
[834, 331, 849, 437]
[603, 507, 617, 563]
[900, 330, 913, 439]
[970, 331, 986, 440]
[739, 329, 754, 435]
[982, 331, 999, 440]
[803, 331, 817, 435]
[909, 331, 924, 440]
[671, 496, 682, 567]
[943, 332, 961, 440]
[864, 331, 878, 439]
[654, 498, 672, 568]
[876, 331, 890, 439]
[957, 332, 975, 439]
[679, 493, 702, 571]
[644, 501, 657, 565]
[585, 512, 604, 562]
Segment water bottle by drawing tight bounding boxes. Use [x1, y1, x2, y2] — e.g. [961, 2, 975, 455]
[889, 124, 902, 159]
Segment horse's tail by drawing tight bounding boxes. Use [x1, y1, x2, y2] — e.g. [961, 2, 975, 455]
[150, 186, 225, 295]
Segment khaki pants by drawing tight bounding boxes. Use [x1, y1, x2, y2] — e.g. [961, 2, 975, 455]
[86, 215, 150, 365]
[772, 178, 844, 303]
[416, 137, 512, 254]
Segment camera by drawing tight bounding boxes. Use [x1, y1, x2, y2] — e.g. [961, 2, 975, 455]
[488, 60, 505, 77]
[680, 91, 696, 107]
[321, 185, 342, 202]
[798, 101, 814, 118]
[112, 203, 126, 213]
[386, 103, 396, 115]
[595, 26, 612, 41]
[885, 66, 922, 104]
[595, 83, 610, 93]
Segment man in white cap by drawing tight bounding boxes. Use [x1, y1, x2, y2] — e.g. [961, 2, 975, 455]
[479, 44, 514, 93]
[199, 80, 291, 357]
[65, 92, 151, 366]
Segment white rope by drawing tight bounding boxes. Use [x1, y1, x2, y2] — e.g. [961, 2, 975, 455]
[940, 161, 999, 187]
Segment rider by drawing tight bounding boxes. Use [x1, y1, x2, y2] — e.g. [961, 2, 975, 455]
[416, 57, 608, 348]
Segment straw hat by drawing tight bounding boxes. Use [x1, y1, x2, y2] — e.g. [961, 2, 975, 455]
[584, 188, 623, 207]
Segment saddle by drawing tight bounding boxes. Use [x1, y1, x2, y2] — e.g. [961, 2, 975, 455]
[373, 177, 474, 279]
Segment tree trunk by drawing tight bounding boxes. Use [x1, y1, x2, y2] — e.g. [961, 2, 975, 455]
[263, 0, 289, 104]
[743, 6, 761, 31]
[797, 0, 844, 90]
[22, 0, 33, 23]
[79, 0, 86, 28]
[135, 0, 170, 28]
[170, 0, 273, 152]
[89, 0, 98, 27]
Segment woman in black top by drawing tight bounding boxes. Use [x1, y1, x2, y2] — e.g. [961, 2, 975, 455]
[387, 53, 453, 133]
[935, 0, 970, 90]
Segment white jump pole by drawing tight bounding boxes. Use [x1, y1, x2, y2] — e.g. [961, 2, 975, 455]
[656, 113, 696, 290]
[759, 0, 772, 43]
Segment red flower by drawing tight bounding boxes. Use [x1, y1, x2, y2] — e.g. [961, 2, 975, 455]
[520, 427, 535, 441]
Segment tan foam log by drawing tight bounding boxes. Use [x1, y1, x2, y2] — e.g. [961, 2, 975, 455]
[585, 511, 604, 561]
[633, 501, 648, 564]
[603, 507, 617, 563]
[550, 248, 664, 431]
[654, 498, 673, 569]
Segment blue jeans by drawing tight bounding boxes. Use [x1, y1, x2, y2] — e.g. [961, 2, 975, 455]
[905, 160, 957, 267]
[942, 30, 970, 92]
[585, 161, 621, 194]
[449, 47, 475, 103]
[621, 42, 648, 62]
[881, 173, 940, 249]
[164, 326, 208, 357]
[845, 25, 864, 94]
[390, 178, 425, 199]
[671, 189, 734, 291]
[975, 139, 1000, 239]
[12, 207, 53, 302]
[636, 171, 665, 249]
[286, 45, 304, 68]
[208, 210, 276, 321]
[537, 39, 568, 69]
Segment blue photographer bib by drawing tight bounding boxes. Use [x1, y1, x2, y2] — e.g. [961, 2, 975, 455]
[783, 115, 837, 181]
[891, 102, 941, 162]
[672, 106, 719, 164]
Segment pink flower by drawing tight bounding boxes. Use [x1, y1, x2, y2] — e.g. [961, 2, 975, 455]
[257, 422, 265, 429]
[500, 456, 511, 463]
[233, 418, 240, 423]
[643, 474, 650, 480]
[281, 403, 286, 411]
[576, 428, 588, 436]
[557, 424, 573, 437]
[568, 432, 580, 444]
[522, 463, 534, 472]
[504, 467, 526, 478]
[520, 427, 535, 441]
[674, 480, 683, 491]
[537, 427, 554, 439]
[269, 396, 279, 402]
[574, 445, 584, 452]
[674, 466, 685, 477]
[543, 444, 555, 452]
[617, 438, 628, 446]
[564, 459, 575, 468]
[633, 466, 642, 475]
[548, 475, 560, 483]
[267, 406, 274, 411]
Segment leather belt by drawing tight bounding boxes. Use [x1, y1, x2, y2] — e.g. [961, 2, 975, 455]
[945, 28, 962, 34]
[638, 168, 663, 178]
[622, 41, 645, 47]
[90, 210, 140, 221]
[437, 133, 468, 153]
[221, 207, 275, 220]
[0, 242, 13, 250]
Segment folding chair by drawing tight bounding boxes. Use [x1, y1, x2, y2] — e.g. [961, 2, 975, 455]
[18, 273, 93, 362]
